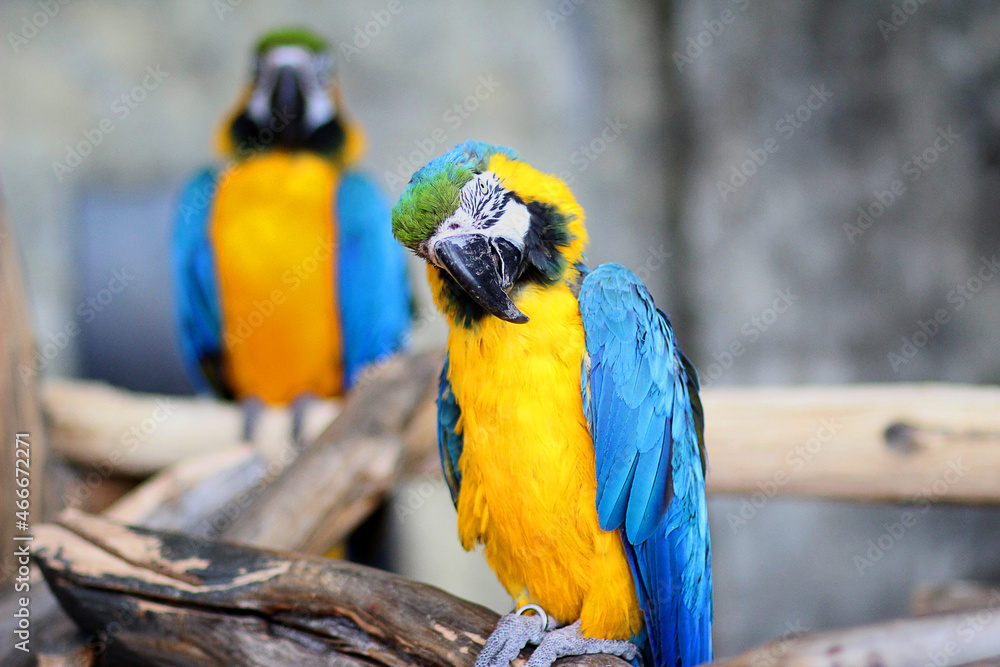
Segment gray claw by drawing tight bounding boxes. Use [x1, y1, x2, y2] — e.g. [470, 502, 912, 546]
[524, 621, 640, 667]
[241, 397, 264, 442]
[475, 610, 547, 667]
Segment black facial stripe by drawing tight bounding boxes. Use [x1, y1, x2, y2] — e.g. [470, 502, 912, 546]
[480, 210, 503, 227]
[460, 175, 508, 229]
[520, 201, 574, 285]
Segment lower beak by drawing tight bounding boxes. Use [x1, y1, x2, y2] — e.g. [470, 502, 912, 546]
[432, 235, 528, 324]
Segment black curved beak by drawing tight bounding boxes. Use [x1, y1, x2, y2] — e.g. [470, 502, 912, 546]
[269, 66, 305, 144]
[432, 235, 528, 324]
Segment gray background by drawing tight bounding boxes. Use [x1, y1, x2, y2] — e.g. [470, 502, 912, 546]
[2, 0, 999, 657]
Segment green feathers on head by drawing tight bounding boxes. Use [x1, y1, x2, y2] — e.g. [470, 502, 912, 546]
[393, 163, 473, 247]
[392, 141, 518, 248]
[255, 27, 329, 54]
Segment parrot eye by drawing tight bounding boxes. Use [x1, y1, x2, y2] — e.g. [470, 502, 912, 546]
[478, 179, 490, 195]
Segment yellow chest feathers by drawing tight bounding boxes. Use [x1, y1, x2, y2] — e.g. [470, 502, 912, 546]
[210, 152, 343, 403]
[442, 275, 642, 638]
[445, 281, 593, 551]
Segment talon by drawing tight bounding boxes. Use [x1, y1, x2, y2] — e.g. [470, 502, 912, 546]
[523, 620, 640, 667]
[241, 396, 264, 442]
[290, 392, 316, 449]
[474, 609, 548, 667]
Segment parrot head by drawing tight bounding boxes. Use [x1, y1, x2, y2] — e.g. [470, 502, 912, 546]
[392, 141, 588, 326]
[224, 28, 350, 157]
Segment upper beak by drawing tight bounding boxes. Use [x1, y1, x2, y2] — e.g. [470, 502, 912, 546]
[432, 234, 528, 324]
[269, 66, 305, 139]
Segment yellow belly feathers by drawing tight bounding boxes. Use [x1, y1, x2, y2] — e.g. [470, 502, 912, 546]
[210, 152, 343, 404]
[439, 270, 643, 640]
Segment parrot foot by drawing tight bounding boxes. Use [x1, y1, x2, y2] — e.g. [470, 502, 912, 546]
[523, 620, 640, 667]
[290, 392, 316, 449]
[474, 604, 549, 667]
[241, 397, 264, 442]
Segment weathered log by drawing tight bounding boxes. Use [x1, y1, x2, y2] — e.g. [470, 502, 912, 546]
[1, 353, 446, 665]
[700, 383, 1000, 503]
[42, 378, 339, 476]
[33, 511, 626, 667]
[0, 447, 270, 667]
[713, 607, 1000, 667]
[106, 445, 275, 536]
[221, 351, 443, 553]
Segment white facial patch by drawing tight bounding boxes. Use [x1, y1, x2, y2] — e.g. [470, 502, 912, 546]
[428, 172, 531, 254]
[248, 45, 335, 130]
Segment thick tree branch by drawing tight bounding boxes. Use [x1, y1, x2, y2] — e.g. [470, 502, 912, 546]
[34, 511, 627, 667]
[219, 351, 443, 553]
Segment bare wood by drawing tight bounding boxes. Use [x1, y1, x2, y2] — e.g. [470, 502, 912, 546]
[700, 383, 1000, 503]
[911, 581, 1000, 617]
[0, 447, 275, 667]
[45, 361, 1000, 505]
[105, 444, 290, 540]
[42, 378, 339, 476]
[31, 615, 97, 667]
[712, 609, 1000, 667]
[36, 645, 96, 667]
[33, 511, 626, 667]
[103, 445, 260, 523]
[221, 351, 444, 554]
[0, 196, 49, 588]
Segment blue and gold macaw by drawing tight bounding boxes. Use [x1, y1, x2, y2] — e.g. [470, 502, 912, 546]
[173, 28, 410, 437]
[391, 141, 711, 667]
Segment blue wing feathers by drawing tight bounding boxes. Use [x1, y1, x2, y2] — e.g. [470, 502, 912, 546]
[172, 168, 225, 395]
[336, 171, 412, 388]
[579, 262, 711, 667]
[437, 354, 464, 505]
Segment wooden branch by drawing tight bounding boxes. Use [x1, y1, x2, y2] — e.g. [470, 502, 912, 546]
[42, 378, 339, 476]
[33, 511, 626, 667]
[713, 607, 1000, 667]
[220, 351, 444, 553]
[701, 383, 1000, 503]
[44, 362, 1000, 505]
[911, 581, 1000, 617]
[3, 352, 445, 665]
[0, 195, 50, 588]
[0, 446, 275, 667]
[105, 444, 273, 533]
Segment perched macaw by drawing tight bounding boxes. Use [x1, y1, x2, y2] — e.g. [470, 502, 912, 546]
[173, 28, 410, 438]
[391, 141, 711, 667]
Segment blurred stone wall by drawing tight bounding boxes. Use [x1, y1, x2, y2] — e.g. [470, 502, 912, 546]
[654, 0, 1000, 654]
[666, 0, 1000, 388]
[2, 0, 999, 658]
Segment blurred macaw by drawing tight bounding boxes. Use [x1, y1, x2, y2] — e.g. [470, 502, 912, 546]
[173, 28, 410, 439]
[391, 141, 711, 667]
